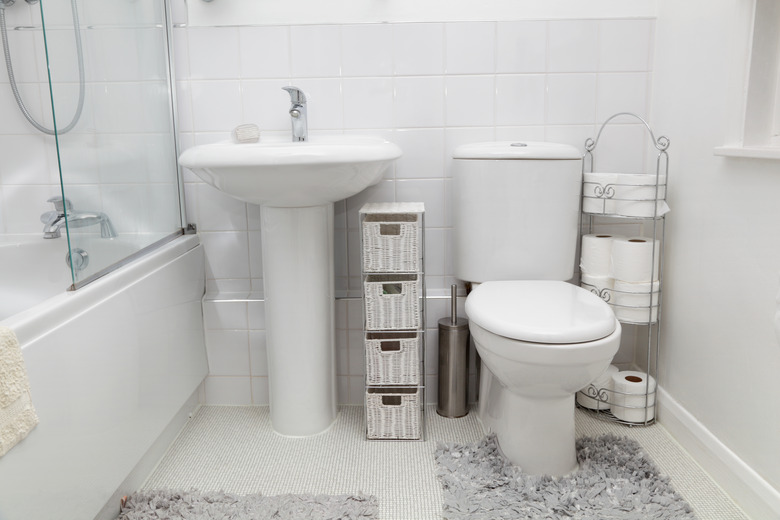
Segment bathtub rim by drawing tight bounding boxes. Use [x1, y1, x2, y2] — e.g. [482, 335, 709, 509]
[2, 233, 201, 347]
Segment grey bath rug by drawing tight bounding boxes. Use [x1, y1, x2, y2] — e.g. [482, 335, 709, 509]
[435, 434, 696, 519]
[117, 489, 378, 520]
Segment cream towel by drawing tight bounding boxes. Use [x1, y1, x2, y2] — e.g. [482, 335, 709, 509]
[0, 326, 38, 456]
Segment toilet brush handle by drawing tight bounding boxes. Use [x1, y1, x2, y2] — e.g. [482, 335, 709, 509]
[451, 284, 457, 325]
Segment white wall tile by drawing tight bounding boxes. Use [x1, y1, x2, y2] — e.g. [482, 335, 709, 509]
[395, 179, 445, 227]
[290, 25, 342, 78]
[591, 124, 648, 173]
[546, 73, 597, 125]
[249, 331, 268, 376]
[204, 376, 252, 405]
[4, 30, 41, 83]
[394, 23, 444, 76]
[0, 84, 44, 134]
[345, 179, 395, 229]
[495, 74, 546, 126]
[445, 76, 495, 127]
[248, 230, 263, 279]
[188, 27, 241, 80]
[176, 81, 194, 133]
[443, 127, 495, 176]
[343, 78, 394, 128]
[425, 228, 446, 276]
[348, 376, 365, 405]
[337, 376, 349, 403]
[197, 183, 248, 231]
[170, 0, 188, 26]
[394, 76, 445, 128]
[199, 231, 251, 280]
[548, 20, 599, 73]
[239, 26, 291, 79]
[393, 128, 445, 179]
[289, 78, 343, 130]
[172, 28, 190, 81]
[1, 185, 57, 233]
[445, 22, 495, 74]
[342, 24, 393, 77]
[248, 301, 266, 329]
[596, 72, 650, 122]
[241, 79, 291, 131]
[544, 125, 595, 150]
[251, 377, 270, 405]
[0, 135, 50, 185]
[599, 19, 653, 72]
[495, 126, 546, 142]
[497, 21, 547, 73]
[205, 330, 250, 376]
[203, 301, 248, 330]
[191, 80, 242, 132]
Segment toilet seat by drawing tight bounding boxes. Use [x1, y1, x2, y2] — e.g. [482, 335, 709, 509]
[465, 280, 616, 344]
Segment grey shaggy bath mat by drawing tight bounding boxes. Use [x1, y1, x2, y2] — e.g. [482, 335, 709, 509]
[116, 489, 378, 520]
[435, 434, 696, 519]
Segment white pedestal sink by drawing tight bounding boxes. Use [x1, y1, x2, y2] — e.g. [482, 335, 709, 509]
[180, 135, 402, 436]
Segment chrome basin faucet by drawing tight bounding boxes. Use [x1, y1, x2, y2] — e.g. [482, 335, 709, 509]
[41, 196, 117, 239]
[282, 86, 308, 142]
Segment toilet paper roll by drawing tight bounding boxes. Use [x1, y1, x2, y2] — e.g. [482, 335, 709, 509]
[612, 280, 660, 323]
[580, 273, 614, 302]
[577, 364, 619, 410]
[583, 173, 619, 196]
[583, 173, 668, 216]
[604, 199, 671, 218]
[582, 196, 606, 214]
[611, 371, 656, 423]
[580, 234, 621, 276]
[611, 237, 660, 283]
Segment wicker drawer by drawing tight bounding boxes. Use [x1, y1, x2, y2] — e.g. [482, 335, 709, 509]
[366, 387, 421, 440]
[365, 332, 421, 386]
[363, 274, 421, 330]
[362, 213, 421, 273]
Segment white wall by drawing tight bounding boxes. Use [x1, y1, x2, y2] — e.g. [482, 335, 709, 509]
[651, 0, 780, 506]
[174, 3, 657, 405]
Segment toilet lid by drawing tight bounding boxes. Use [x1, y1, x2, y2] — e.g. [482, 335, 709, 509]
[465, 280, 617, 344]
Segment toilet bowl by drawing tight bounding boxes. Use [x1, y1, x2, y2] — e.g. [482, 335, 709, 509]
[452, 141, 621, 476]
[466, 280, 621, 476]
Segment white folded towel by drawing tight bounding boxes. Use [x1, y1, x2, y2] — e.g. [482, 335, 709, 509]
[0, 326, 38, 457]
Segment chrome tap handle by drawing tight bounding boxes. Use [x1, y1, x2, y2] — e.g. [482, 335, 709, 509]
[282, 86, 307, 105]
[47, 196, 73, 213]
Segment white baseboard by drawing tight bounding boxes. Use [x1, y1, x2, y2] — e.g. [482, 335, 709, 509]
[657, 387, 780, 520]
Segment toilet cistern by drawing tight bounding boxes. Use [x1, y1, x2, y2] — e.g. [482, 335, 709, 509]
[282, 86, 308, 142]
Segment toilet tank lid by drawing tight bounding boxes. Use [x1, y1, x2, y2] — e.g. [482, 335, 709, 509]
[453, 141, 582, 160]
[465, 281, 617, 344]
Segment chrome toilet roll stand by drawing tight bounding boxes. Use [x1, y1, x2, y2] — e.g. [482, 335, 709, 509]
[577, 112, 670, 426]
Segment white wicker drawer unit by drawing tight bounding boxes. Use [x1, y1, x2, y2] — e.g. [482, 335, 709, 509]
[363, 274, 421, 330]
[362, 213, 421, 272]
[365, 331, 422, 386]
[365, 387, 421, 440]
[360, 202, 425, 441]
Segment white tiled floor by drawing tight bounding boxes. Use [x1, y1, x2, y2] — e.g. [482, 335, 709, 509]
[142, 405, 749, 520]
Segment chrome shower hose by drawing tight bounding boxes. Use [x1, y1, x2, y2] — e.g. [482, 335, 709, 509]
[0, 0, 85, 135]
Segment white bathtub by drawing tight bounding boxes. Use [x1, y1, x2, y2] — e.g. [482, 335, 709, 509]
[0, 234, 208, 520]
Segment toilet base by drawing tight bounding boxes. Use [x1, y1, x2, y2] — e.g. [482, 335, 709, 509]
[478, 367, 577, 476]
[501, 392, 577, 476]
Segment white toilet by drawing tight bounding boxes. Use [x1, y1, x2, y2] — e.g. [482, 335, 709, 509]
[452, 141, 621, 477]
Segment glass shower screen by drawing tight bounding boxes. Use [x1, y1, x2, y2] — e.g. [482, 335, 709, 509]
[41, 0, 183, 287]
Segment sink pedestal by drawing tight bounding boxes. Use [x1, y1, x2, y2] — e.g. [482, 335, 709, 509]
[261, 204, 337, 436]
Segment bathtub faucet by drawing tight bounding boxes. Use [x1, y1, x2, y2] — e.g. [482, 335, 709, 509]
[41, 196, 117, 239]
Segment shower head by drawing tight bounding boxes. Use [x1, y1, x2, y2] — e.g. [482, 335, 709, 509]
[25, 0, 38, 4]
[0, 0, 15, 9]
